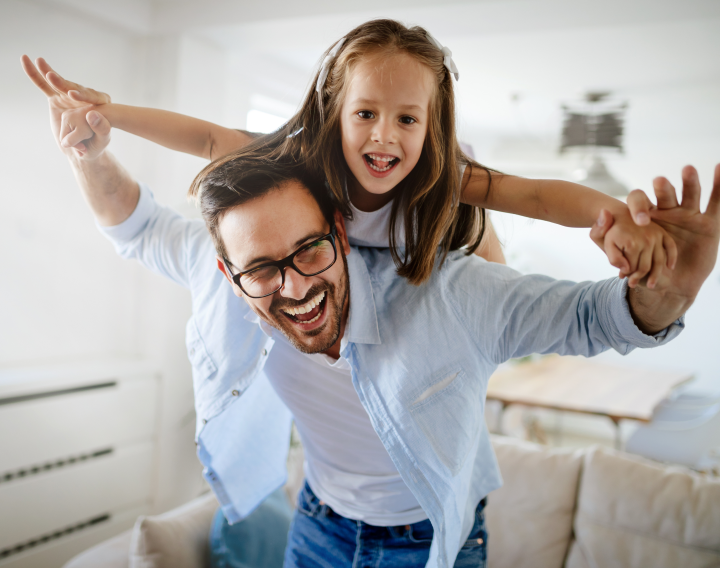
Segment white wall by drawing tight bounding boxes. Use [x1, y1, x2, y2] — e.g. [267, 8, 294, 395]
[0, 1, 219, 514]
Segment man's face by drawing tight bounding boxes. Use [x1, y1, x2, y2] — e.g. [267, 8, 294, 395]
[217, 181, 351, 355]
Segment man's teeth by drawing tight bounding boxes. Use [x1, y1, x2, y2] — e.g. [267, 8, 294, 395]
[300, 311, 322, 324]
[282, 291, 325, 316]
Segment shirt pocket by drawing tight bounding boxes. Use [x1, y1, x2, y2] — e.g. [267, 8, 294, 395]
[186, 317, 218, 381]
[408, 367, 481, 476]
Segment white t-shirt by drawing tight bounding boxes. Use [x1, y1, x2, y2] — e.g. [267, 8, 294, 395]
[346, 163, 466, 248]
[263, 169, 469, 525]
[264, 334, 427, 526]
[347, 199, 405, 248]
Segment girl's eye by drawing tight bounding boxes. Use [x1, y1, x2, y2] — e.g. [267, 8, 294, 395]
[399, 116, 417, 125]
[357, 110, 375, 120]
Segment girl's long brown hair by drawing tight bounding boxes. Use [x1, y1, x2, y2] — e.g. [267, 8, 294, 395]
[191, 19, 495, 285]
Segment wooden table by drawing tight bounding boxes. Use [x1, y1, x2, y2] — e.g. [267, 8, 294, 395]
[486, 355, 693, 448]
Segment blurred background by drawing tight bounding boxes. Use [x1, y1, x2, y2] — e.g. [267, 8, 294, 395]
[1, 0, 719, 566]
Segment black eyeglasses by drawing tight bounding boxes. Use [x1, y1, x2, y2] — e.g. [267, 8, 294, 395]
[223, 226, 338, 299]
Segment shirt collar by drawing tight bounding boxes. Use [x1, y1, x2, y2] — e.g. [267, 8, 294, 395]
[243, 306, 274, 337]
[342, 248, 381, 346]
[242, 247, 381, 346]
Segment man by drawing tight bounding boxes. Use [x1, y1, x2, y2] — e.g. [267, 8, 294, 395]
[23, 56, 720, 568]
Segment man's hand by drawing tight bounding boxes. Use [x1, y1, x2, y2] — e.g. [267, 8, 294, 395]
[21, 55, 139, 226]
[590, 165, 720, 334]
[21, 55, 112, 160]
[598, 208, 676, 289]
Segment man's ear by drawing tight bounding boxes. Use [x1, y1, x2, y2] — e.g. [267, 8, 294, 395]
[216, 256, 244, 299]
[334, 210, 351, 255]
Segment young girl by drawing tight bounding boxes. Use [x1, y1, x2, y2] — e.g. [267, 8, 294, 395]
[45, 19, 672, 286]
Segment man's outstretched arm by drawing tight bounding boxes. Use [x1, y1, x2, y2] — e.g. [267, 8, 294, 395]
[591, 164, 720, 335]
[67, 146, 139, 227]
[21, 55, 138, 226]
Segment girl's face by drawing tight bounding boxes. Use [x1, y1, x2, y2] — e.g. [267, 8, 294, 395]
[340, 51, 435, 211]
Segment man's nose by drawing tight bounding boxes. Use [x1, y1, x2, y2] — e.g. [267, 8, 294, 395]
[280, 267, 311, 300]
[371, 117, 396, 145]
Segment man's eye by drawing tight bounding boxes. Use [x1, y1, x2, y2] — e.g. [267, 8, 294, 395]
[399, 116, 417, 125]
[357, 110, 375, 119]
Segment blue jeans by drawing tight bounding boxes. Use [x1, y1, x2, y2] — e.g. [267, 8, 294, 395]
[210, 487, 293, 568]
[284, 481, 487, 568]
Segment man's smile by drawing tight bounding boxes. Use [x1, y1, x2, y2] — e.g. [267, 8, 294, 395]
[278, 290, 328, 330]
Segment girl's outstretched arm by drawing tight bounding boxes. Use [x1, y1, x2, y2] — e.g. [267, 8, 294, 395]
[42, 61, 253, 160]
[462, 168, 677, 289]
[61, 104, 254, 161]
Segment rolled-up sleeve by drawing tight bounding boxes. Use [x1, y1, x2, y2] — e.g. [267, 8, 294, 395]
[448, 259, 684, 365]
[98, 183, 209, 289]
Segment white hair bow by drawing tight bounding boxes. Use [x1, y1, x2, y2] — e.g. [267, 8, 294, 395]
[426, 32, 459, 81]
[316, 37, 346, 96]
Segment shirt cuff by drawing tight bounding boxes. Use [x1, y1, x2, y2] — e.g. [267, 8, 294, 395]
[612, 278, 685, 347]
[97, 182, 156, 244]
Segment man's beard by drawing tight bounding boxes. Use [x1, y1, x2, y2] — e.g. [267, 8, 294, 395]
[268, 249, 349, 355]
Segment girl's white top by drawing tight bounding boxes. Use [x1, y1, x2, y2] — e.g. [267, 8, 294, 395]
[347, 199, 405, 248]
[345, 164, 466, 248]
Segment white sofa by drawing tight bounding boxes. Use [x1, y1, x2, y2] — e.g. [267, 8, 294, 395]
[64, 435, 720, 568]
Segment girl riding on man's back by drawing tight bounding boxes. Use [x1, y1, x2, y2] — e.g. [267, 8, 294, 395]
[28, 19, 676, 287]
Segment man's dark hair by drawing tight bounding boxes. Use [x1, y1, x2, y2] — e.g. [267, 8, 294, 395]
[189, 153, 341, 260]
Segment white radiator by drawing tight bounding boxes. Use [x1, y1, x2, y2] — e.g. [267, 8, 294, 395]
[0, 360, 159, 568]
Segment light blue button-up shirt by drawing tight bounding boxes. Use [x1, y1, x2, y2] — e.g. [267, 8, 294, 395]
[101, 184, 683, 568]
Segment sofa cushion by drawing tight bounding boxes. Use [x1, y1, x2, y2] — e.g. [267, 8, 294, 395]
[63, 529, 132, 568]
[129, 492, 218, 568]
[565, 446, 720, 568]
[487, 435, 583, 568]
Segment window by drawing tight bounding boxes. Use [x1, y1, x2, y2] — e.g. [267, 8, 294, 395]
[246, 109, 287, 134]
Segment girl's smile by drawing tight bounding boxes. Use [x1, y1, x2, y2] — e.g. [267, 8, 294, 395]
[363, 152, 400, 177]
[340, 52, 434, 212]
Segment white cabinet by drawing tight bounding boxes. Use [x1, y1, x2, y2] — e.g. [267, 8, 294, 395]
[0, 360, 159, 568]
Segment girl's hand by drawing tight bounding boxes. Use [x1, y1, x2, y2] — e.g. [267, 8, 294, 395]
[21, 55, 112, 160]
[595, 209, 677, 289]
[60, 106, 99, 153]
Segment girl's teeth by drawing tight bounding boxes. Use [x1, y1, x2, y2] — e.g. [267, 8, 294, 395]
[365, 154, 397, 172]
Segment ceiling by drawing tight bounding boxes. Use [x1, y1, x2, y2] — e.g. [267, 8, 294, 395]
[34, 0, 720, 173]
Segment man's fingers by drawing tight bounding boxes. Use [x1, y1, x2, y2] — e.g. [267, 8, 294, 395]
[646, 242, 665, 289]
[45, 70, 82, 99]
[44, 68, 111, 105]
[588, 209, 613, 246]
[87, 111, 111, 137]
[706, 163, 720, 219]
[627, 248, 652, 288]
[20, 55, 56, 97]
[62, 125, 89, 148]
[652, 176, 679, 210]
[59, 111, 73, 142]
[626, 189, 654, 225]
[606, 243, 630, 275]
[663, 233, 678, 270]
[69, 90, 91, 102]
[34, 58, 68, 97]
[680, 165, 701, 212]
[83, 110, 112, 158]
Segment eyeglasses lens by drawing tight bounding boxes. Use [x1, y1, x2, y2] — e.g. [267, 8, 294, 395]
[240, 239, 335, 297]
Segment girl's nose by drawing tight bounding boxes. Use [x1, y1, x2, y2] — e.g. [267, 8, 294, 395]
[371, 118, 396, 145]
